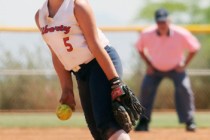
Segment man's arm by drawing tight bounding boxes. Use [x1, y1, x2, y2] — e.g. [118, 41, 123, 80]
[136, 32, 155, 74]
[176, 29, 200, 72]
[175, 51, 198, 72]
[139, 51, 155, 75]
[184, 51, 197, 67]
[139, 51, 152, 67]
[35, 11, 75, 109]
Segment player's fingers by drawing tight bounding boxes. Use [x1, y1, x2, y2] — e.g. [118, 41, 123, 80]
[60, 100, 76, 111]
[60, 92, 76, 110]
[70, 104, 76, 111]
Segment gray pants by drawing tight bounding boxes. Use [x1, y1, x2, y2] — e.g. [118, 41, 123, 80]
[140, 70, 195, 123]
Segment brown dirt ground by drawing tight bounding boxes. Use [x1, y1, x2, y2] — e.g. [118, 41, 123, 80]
[0, 128, 209, 140]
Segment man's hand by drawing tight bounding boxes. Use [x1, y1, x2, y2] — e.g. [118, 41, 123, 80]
[146, 65, 155, 75]
[60, 91, 76, 111]
[175, 51, 198, 73]
[175, 63, 185, 73]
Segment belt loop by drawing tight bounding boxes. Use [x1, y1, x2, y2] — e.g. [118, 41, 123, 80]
[72, 66, 81, 72]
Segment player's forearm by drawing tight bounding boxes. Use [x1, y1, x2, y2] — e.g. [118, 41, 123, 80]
[90, 42, 119, 80]
[52, 54, 74, 93]
[47, 44, 73, 93]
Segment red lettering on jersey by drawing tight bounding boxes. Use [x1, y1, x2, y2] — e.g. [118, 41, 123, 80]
[49, 27, 55, 32]
[64, 27, 71, 34]
[41, 25, 71, 35]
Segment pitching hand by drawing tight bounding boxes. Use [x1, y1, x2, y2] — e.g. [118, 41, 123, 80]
[60, 91, 76, 111]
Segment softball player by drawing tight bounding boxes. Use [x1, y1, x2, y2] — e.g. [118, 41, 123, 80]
[35, 0, 143, 139]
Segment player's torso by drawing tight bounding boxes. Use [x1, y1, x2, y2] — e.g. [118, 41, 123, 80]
[39, 0, 109, 70]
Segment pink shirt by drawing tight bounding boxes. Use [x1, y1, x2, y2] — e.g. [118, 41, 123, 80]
[136, 25, 200, 71]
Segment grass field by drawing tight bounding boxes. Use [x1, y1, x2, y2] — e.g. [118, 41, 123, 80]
[0, 111, 209, 128]
[0, 111, 209, 140]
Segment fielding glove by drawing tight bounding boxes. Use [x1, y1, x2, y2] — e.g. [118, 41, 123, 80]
[110, 77, 146, 132]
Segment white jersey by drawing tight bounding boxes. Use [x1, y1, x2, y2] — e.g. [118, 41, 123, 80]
[39, 0, 109, 70]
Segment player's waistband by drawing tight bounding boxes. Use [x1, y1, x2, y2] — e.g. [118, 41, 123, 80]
[71, 45, 110, 73]
[71, 58, 97, 73]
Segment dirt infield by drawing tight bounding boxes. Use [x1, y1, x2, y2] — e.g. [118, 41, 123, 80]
[0, 128, 209, 140]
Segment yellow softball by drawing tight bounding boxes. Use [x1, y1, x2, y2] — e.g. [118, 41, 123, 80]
[56, 104, 72, 120]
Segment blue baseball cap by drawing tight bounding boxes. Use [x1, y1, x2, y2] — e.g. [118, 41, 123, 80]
[155, 8, 169, 22]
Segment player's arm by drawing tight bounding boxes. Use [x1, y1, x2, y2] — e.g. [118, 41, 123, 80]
[35, 11, 75, 109]
[49, 46, 76, 110]
[74, 1, 145, 133]
[74, 0, 118, 80]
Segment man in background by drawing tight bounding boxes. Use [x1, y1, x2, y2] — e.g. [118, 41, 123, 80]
[135, 8, 200, 132]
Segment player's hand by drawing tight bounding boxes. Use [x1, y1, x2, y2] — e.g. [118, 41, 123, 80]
[60, 91, 76, 111]
[146, 65, 155, 75]
[175, 64, 185, 73]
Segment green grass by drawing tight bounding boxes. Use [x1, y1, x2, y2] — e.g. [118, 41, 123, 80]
[0, 112, 209, 128]
[150, 112, 210, 128]
[0, 112, 86, 128]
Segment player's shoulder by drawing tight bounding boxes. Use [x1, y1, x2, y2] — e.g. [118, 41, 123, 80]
[39, 0, 48, 12]
[74, 0, 92, 16]
[74, 0, 89, 8]
[170, 24, 192, 37]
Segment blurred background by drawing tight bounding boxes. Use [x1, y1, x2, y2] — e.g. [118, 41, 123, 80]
[0, 1, 209, 137]
[0, 0, 209, 111]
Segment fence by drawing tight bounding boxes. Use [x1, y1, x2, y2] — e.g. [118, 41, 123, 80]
[0, 25, 210, 110]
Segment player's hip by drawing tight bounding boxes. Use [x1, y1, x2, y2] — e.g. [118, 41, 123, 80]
[72, 45, 123, 80]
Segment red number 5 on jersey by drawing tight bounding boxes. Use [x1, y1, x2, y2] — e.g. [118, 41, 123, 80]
[63, 37, 73, 52]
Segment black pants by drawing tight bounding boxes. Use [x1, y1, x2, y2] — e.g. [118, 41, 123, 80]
[73, 46, 123, 140]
